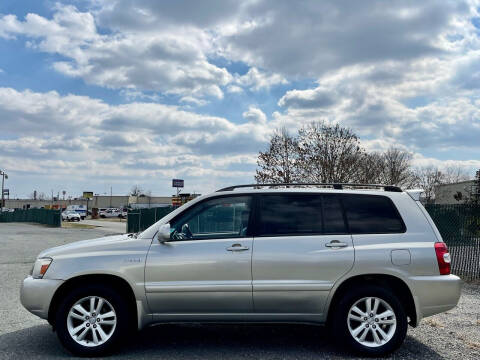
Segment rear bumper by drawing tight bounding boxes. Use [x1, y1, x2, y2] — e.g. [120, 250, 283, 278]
[409, 274, 462, 323]
[20, 276, 63, 320]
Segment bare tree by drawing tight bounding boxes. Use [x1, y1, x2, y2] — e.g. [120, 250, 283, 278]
[412, 165, 471, 203]
[130, 185, 144, 196]
[297, 122, 366, 183]
[255, 128, 300, 183]
[466, 169, 480, 205]
[255, 124, 425, 189]
[380, 147, 414, 187]
[356, 152, 385, 184]
[442, 165, 471, 184]
[412, 166, 444, 203]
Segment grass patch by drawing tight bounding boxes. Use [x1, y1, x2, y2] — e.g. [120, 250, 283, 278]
[62, 222, 97, 229]
[92, 217, 126, 222]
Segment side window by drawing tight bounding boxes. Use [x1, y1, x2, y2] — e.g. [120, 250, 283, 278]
[322, 195, 347, 234]
[170, 196, 252, 240]
[342, 194, 406, 234]
[258, 194, 323, 236]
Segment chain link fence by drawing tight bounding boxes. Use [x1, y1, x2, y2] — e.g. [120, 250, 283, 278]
[0, 208, 61, 227]
[425, 204, 480, 281]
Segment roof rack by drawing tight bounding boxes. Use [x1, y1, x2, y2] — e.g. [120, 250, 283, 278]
[217, 183, 403, 192]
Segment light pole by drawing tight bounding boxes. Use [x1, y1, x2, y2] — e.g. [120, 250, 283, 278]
[0, 169, 8, 213]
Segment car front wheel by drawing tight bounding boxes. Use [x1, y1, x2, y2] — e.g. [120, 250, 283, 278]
[332, 284, 407, 356]
[55, 284, 130, 356]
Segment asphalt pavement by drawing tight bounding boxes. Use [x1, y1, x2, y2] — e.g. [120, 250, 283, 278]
[81, 218, 126, 234]
[1, 222, 479, 359]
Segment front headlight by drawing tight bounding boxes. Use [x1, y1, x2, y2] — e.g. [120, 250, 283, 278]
[31, 257, 53, 279]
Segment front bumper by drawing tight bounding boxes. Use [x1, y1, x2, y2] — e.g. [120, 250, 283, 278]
[409, 274, 462, 322]
[20, 276, 64, 320]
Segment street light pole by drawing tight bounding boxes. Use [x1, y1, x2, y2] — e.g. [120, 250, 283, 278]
[0, 169, 8, 213]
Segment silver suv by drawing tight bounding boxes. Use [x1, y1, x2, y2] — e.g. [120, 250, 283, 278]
[21, 184, 462, 357]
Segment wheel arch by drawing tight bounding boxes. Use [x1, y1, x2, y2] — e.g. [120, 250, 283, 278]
[326, 274, 417, 327]
[48, 274, 138, 328]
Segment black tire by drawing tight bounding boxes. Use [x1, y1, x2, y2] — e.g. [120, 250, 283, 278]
[55, 284, 131, 357]
[332, 284, 408, 357]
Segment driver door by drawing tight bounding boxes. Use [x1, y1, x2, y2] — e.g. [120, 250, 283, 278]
[145, 195, 254, 318]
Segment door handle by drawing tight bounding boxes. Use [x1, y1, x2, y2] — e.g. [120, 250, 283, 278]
[227, 243, 249, 252]
[325, 240, 348, 248]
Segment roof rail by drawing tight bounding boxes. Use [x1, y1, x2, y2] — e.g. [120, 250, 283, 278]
[217, 183, 403, 192]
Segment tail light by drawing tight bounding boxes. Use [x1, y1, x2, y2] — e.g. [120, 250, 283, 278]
[434, 242, 451, 275]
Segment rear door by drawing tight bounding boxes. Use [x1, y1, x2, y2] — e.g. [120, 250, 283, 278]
[251, 193, 354, 316]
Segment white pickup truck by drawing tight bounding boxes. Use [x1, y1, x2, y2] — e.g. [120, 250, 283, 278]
[98, 208, 121, 218]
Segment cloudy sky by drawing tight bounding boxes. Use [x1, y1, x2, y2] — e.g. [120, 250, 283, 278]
[1, 0, 480, 198]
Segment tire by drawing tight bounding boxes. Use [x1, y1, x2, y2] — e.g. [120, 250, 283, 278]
[55, 284, 131, 357]
[332, 284, 408, 357]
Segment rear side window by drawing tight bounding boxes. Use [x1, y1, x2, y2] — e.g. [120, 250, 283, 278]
[341, 194, 406, 234]
[257, 194, 347, 236]
[322, 195, 346, 234]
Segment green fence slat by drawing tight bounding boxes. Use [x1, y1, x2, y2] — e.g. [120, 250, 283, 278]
[126, 206, 175, 233]
[0, 208, 61, 227]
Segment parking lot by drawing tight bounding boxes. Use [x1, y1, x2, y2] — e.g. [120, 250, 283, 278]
[1, 222, 479, 359]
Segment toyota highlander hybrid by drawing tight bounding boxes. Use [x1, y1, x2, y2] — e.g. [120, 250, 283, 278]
[21, 183, 461, 357]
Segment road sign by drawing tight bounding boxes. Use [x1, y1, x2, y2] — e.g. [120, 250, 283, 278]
[172, 179, 184, 188]
[82, 191, 93, 199]
[2, 189, 9, 196]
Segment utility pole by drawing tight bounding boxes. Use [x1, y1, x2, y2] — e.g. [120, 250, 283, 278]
[110, 186, 112, 208]
[0, 169, 8, 213]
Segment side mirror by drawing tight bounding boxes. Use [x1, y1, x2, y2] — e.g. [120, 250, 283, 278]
[157, 223, 171, 243]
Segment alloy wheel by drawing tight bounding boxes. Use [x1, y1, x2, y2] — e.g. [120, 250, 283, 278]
[66, 296, 117, 347]
[347, 297, 397, 348]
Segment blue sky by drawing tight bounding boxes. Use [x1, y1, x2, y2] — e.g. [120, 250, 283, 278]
[1, 0, 480, 198]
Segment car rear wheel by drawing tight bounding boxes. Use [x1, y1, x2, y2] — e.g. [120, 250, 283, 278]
[332, 284, 407, 356]
[55, 284, 130, 356]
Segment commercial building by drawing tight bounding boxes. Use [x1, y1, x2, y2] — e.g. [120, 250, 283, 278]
[4, 195, 172, 211]
[433, 180, 475, 204]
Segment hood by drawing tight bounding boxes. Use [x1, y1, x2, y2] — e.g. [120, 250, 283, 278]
[37, 234, 134, 258]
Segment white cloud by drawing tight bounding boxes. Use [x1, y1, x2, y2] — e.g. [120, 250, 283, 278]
[220, 0, 475, 78]
[226, 85, 243, 94]
[243, 106, 267, 124]
[1, 1, 480, 195]
[0, 5, 232, 101]
[278, 87, 337, 109]
[0, 87, 270, 194]
[235, 67, 287, 91]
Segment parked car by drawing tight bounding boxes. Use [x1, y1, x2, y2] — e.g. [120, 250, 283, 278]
[21, 183, 461, 357]
[66, 205, 87, 220]
[118, 208, 128, 219]
[99, 208, 120, 218]
[61, 210, 81, 222]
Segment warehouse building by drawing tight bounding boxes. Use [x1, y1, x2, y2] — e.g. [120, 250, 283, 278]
[4, 195, 172, 211]
[433, 180, 475, 204]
